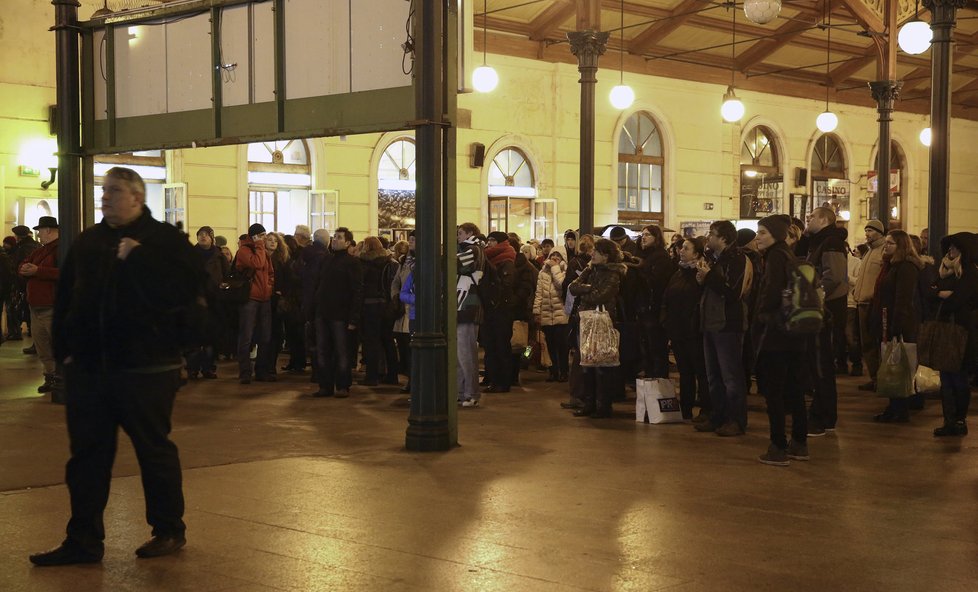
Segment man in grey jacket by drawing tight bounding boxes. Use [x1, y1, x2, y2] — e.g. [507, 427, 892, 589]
[803, 207, 849, 435]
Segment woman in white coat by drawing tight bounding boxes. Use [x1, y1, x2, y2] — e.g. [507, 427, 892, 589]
[533, 251, 570, 381]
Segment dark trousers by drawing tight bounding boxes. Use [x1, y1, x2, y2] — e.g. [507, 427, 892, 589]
[827, 297, 847, 366]
[581, 366, 616, 412]
[185, 345, 216, 375]
[940, 370, 972, 423]
[395, 332, 412, 377]
[703, 331, 747, 429]
[757, 350, 808, 449]
[259, 297, 284, 376]
[541, 324, 570, 378]
[5, 293, 24, 336]
[315, 316, 352, 393]
[284, 310, 307, 369]
[484, 310, 514, 388]
[381, 318, 399, 382]
[361, 303, 385, 382]
[846, 307, 862, 367]
[809, 302, 840, 429]
[237, 299, 272, 379]
[672, 334, 710, 419]
[64, 366, 185, 554]
[642, 318, 670, 379]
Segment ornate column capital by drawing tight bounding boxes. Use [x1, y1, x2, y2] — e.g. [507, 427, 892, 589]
[924, 0, 968, 27]
[567, 30, 610, 69]
[869, 80, 903, 106]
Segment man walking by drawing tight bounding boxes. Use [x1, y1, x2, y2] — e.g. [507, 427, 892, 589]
[17, 216, 60, 394]
[31, 167, 201, 566]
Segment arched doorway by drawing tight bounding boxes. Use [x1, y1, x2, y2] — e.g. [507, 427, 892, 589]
[487, 147, 553, 241]
[617, 111, 665, 227]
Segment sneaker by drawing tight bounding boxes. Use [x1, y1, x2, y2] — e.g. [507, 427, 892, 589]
[460, 398, 480, 408]
[786, 440, 810, 461]
[758, 445, 790, 467]
[716, 422, 744, 437]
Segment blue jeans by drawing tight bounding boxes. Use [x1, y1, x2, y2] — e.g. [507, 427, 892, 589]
[457, 322, 480, 401]
[703, 331, 747, 429]
[316, 317, 352, 393]
[237, 300, 272, 379]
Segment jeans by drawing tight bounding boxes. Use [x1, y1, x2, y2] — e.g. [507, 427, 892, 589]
[237, 300, 272, 379]
[809, 302, 839, 429]
[30, 306, 55, 374]
[457, 322, 480, 401]
[64, 365, 185, 555]
[315, 317, 352, 393]
[940, 370, 972, 424]
[703, 331, 747, 429]
[757, 350, 807, 449]
[672, 334, 710, 419]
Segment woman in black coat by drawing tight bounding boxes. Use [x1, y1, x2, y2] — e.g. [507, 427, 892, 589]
[662, 237, 709, 421]
[638, 225, 677, 379]
[870, 230, 923, 423]
[931, 232, 978, 437]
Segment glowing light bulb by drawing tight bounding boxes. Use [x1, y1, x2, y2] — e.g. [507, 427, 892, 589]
[610, 84, 635, 110]
[898, 20, 932, 55]
[816, 110, 838, 133]
[919, 127, 932, 147]
[472, 65, 499, 93]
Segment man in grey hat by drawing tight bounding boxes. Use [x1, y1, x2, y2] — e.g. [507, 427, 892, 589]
[853, 219, 887, 391]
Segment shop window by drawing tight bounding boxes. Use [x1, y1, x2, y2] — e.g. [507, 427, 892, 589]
[377, 137, 416, 243]
[247, 140, 311, 233]
[868, 141, 906, 227]
[810, 134, 849, 220]
[739, 126, 783, 218]
[617, 112, 664, 226]
[487, 147, 553, 241]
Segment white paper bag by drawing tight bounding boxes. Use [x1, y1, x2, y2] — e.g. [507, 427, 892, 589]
[636, 378, 684, 424]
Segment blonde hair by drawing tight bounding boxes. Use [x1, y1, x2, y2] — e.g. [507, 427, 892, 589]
[267, 232, 290, 264]
[577, 234, 595, 255]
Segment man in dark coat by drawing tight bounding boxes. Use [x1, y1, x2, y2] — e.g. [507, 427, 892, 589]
[31, 167, 202, 566]
[312, 227, 363, 398]
[482, 231, 517, 393]
[7, 224, 39, 341]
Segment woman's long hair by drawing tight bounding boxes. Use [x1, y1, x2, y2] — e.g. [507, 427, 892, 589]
[593, 238, 622, 263]
[887, 230, 922, 268]
[268, 232, 290, 265]
[359, 236, 387, 259]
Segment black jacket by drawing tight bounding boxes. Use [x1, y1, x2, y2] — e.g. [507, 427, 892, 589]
[870, 259, 922, 342]
[661, 265, 702, 340]
[53, 207, 202, 372]
[570, 263, 627, 322]
[511, 253, 536, 321]
[752, 241, 806, 353]
[805, 224, 849, 302]
[314, 249, 363, 324]
[638, 246, 678, 322]
[701, 246, 748, 333]
[298, 242, 329, 319]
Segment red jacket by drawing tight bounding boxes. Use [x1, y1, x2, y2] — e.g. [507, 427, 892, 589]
[21, 238, 59, 307]
[235, 238, 274, 302]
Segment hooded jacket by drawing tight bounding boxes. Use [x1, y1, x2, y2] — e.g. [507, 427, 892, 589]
[532, 260, 568, 326]
[236, 237, 275, 302]
[752, 240, 807, 353]
[805, 224, 849, 302]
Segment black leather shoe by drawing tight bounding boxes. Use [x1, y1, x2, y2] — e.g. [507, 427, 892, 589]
[255, 374, 277, 382]
[573, 408, 596, 417]
[560, 400, 583, 409]
[23, 344, 36, 355]
[135, 535, 186, 558]
[399, 384, 411, 394]
[30, 543, 102, 566]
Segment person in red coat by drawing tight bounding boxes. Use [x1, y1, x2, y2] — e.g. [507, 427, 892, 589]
[18, 216, 59, 393]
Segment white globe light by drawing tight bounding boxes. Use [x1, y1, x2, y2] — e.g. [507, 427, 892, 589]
[920, 127, 932, 146]
[898, 20, 932, 55]
[609, 84, 635, 110]
[816, 110, 838, 133]
[472, 65, 499, 93]
[743, 0, 781, 25]
[721, 97, 745, 122]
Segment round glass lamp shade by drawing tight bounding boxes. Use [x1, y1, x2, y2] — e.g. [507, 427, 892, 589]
[743, 0, 781, 25]
[816, 110, 838, 133]
[721, 96, 745, 123]
[472, 65, 499, 93]
[920, 127, 932, 147]
[898, 20, 932, 55]
[610, 84, 635, 110]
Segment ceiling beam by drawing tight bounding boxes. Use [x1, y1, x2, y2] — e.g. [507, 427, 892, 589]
[829, 49, 876, 85]
[735, 2, 829, 72]
[576, 0, 602, 30]
[529, 1, 575, 41]
[837, 0, 885, 33]
[628, 0, 709, 55]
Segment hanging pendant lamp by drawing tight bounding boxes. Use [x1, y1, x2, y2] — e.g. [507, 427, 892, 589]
[473, 0, 499, 92]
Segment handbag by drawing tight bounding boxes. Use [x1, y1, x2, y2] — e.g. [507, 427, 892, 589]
[876, 338, 913, 399]
[510, 320, 529, 351]
[218, 259, 254, 307]
[579, 306, 620, 367]
[917, 303, 968, 372]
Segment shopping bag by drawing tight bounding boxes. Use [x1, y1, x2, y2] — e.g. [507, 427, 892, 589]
[636, 378, 683, 424]
[914, 365, 941, 393]
[510, 320, 529, 351]
[876, 339, 913, 399]
[538, 330, 552, 368]
[880, 338, 917, 377]
[579, 307, 619, 367]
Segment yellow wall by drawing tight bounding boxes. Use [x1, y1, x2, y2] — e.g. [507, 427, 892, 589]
[3, 5, 978, 242]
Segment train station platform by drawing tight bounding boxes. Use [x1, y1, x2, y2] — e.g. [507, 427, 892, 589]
[1, 339, 976, 591]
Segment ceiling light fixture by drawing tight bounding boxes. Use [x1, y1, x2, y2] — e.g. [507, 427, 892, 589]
[816, 6, 838, 133]
[743, 0, 781, 25]
[898, 0, 932, 55]
[472, 0, 499, 92]
[721, 2, 745, 122]
[610, 0, 635, 109]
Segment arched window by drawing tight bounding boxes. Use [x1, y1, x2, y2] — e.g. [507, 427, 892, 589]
[810, 134, 849, 220]
[247, 139, 311, 232]
[617, 112, 664, 226]
[93, 150, 173, 226]
[869, 141, 906, 227]
[740, 126, 783, 218]
[487, 147, 553, 240]
[377, 137, 416, 243]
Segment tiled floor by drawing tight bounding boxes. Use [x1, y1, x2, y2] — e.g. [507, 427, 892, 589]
[1, 339, 977, 591]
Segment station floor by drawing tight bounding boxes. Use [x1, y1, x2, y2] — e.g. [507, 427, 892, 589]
[1, 339, 977, 592]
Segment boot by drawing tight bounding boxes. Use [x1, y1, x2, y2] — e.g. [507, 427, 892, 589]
[37, 373, 55, 394]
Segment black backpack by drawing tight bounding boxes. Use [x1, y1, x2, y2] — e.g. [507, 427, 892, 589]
[219, 253, 255, 307]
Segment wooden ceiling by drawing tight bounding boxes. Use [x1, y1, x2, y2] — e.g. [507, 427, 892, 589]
[477, 0, 978, 120]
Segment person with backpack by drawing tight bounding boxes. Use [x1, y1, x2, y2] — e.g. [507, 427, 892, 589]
[802, 206, 848, 435]
[456, 223, 486, 407]
[482, 231, 518, 393]
[695, 220, 750, 437]
[752, 215, 810, 466]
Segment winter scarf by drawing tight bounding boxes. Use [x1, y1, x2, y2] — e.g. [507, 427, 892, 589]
[940, 253, 962, 279]
[486, 242, 516, 266]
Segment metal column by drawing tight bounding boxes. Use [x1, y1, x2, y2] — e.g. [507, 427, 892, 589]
[568, 30, 609, 235]
[53, 0, 82, 258]
[869, 80, 901, 226]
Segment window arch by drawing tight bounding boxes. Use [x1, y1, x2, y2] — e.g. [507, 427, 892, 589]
[810, 134, 850, 221]
[740, 126, 783, 218]
[93, 150, 173, 226]
[247, 139, 311, 232]
[617, 111, 665, 226]
[487, 147, 554, 240]
[377, 136, 416, 243]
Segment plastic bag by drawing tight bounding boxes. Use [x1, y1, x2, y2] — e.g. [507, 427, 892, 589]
[914, 365, 941, 393]
[636, 378, 683, 424]
[877, 338, 913, 399]
[579, 307, 620, 367]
